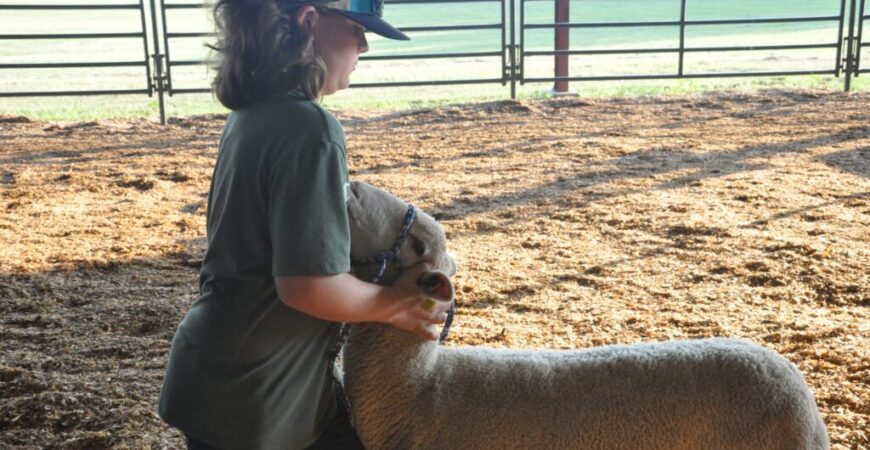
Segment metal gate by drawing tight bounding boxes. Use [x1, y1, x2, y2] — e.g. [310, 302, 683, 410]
[0, 1, 153, 98]
[517, 0, 866, 92]
[0, 0, 865, 124]
[151, 0, 512, 123]
[852, 0, 868, 77]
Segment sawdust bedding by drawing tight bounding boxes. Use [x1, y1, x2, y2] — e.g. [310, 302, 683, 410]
[0, 89, 867, 449]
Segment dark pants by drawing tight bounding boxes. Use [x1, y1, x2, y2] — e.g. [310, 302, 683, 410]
[185, 395, 364, 450]
[304, 399, 366, 450]
[184, 435, 222, 450]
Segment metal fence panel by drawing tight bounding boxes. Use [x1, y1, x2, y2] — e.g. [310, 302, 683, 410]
[156, 0, 509, 93]
[0, 1, 153, 97]
[159, 0, 209, 95]
[152, 0, 510, 123]
[857, 0, 867, 73]
[519, 0, 853, 87]
[0, 0, 865, 124]
[352, 0, 509, 89]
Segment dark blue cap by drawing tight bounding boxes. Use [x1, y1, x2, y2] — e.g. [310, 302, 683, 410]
[293, 0, 409, 40]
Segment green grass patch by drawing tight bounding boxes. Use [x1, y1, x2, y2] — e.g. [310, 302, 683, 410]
[2, 75, 866, 122]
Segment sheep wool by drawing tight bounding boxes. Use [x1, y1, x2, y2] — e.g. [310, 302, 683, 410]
[343, 180, 829, 450]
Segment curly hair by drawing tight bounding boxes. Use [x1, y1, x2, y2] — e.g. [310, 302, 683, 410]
[209, 0, 330, 110]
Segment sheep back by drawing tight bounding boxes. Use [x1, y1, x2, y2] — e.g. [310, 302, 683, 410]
[346, 335, 828, 450]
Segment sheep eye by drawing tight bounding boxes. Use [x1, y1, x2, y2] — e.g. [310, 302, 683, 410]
[411, 237, 427, 256]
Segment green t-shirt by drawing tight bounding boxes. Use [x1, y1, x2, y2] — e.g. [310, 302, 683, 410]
[159, 92, 351, 449]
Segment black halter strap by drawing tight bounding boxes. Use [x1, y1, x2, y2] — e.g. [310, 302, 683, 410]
[350, 205, 417, 284]
[329, 204, 455, 427]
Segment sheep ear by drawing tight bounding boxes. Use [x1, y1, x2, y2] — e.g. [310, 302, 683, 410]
[418, 271, 454, 302]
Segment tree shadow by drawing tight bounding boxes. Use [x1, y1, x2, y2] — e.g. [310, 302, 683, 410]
[0, 135, 216, 166]
[0, 250, 201, 449]
[741, 191, 870, 229]
[656, 90, 837, 131]
[352, 132, 586, 176]
[428, 125, 870, 221]
[814, 147, 870, 179]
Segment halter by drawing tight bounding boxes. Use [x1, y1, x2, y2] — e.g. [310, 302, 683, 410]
[350, 205, 417, 284]
[328, 203, 455, 426]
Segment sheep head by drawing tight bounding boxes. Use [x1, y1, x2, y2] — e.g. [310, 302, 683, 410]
[347, 180, 456, 288]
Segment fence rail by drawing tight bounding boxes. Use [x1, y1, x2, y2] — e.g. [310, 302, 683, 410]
[519, 0, 862, 87]
[156, 0, 508, 98]
[0, 0, 865, 124]
[856, 0, 868, 74]
[0, 1, 153, 98]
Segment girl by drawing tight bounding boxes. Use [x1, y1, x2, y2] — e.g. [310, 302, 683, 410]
[158, 1, 451, 448]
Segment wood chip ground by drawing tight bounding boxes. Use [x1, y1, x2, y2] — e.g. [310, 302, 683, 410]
[0, 89, 868, 449]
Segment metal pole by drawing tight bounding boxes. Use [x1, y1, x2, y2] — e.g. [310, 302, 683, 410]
[678, 0, 686, 76]
[836, 0, 847, 76]
[501, 0, 506, 86]
[161, 0, 173, 94]
[138, 0, 152, 96]
[510, 0, 516, 99]
[519, 0, 525, 84]
[553, 0, 569, 92]
[148, 0, 166, 124]
[856, 0, 866, 75]
[846, 0, 857, 90]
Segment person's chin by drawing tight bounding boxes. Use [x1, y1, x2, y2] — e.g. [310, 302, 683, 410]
[322, 79, 341, 96]
[322, 75, 351, 95]
[337, 78, 352, 92]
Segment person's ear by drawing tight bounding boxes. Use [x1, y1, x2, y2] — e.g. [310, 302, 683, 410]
[295, 5, 319, 31]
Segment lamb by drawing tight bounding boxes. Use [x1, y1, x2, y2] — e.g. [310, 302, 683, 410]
[342, 180, 830, 450]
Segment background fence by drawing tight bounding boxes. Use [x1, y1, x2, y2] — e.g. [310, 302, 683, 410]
[520, 0, 864, 89]
[158, 0, 510, 94]
[0, 1, 153, 97]
[0, 0, 866, 124]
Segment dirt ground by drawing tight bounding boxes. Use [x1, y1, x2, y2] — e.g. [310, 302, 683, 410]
[0, 89, 868, 449]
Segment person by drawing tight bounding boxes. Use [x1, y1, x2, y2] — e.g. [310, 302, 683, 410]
[158, 1, 451, 448]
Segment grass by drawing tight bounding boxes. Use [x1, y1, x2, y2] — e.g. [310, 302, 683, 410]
[5, 75, 865, 122]
[0, 0, 866, 121]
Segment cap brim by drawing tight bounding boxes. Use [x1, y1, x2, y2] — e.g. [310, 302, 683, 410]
[333, 10, 410, 41]
[291, 0, 344, 7]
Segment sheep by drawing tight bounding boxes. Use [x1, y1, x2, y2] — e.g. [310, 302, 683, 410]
[342, 180, 830, 450]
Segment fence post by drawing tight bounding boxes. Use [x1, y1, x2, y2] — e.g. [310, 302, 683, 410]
[856, 0, 866, 76]
[553, 0, 569, 93]
[845, 0, 858, 91]
[148, 0, 167, 124]
[509, 0, 517, 99]
[159, 0, 173, 94]
[678, 0, 686, 76]
[138, 0, 153, 97]
[836, 0, 847, 76]
[519, 0, 525, 89]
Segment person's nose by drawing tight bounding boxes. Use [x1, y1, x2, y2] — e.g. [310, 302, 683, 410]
[358, 33, 369, 54]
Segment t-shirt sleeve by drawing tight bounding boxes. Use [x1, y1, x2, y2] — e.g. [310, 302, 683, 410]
[269, 140, 351, 277]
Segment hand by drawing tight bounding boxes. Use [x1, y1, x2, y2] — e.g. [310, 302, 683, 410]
[383, 262, 453, 340]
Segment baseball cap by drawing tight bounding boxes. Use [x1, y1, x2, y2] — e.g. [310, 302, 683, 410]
[290, 0, 409, 41]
